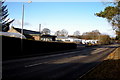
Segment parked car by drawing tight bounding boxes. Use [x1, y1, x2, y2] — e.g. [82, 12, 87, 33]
[0, 32, 26, 39]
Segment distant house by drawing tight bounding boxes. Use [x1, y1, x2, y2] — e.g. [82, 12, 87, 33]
[56, 36, 82, 43]
[8, 27, 41, 40]
[81, 39, 98, 44]
[56, 36, 99, 44]
[0, 32, 26, 39]
[56, 36, 68, 42]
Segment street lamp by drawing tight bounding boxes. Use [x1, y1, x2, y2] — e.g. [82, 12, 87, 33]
[21, 1, 32, 39]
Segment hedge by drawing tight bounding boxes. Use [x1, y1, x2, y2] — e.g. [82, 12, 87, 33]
[2, 36, 77, 60]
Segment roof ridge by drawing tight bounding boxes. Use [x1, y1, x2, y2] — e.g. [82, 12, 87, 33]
[13, 27, 39, 32]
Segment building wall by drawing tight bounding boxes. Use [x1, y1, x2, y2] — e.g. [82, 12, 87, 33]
[8, 27, 20, 34]
[41, 37, 53, 41]
[8, 27, 41, 40]
[32, 35, 40, 40]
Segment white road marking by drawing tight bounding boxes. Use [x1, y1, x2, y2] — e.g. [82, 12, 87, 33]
[24, 50, 90, 67]
[25, 63, 43, 67]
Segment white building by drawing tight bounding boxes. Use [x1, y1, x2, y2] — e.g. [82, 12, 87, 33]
[56, 36, 98, 44]
[56, 36, 82, 43]
[81, 39, 98, 44]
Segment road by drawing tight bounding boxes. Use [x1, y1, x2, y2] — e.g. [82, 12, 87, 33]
[2, 44, 120, 80]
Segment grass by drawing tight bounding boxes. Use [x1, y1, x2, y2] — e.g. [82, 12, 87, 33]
[80, 47, 120, 80]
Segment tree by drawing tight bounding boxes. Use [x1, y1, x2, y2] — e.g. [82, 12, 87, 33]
[91, 30, 101, 39]
[0, 1, 14, 32]
[81, 30, 101, 40]
[55, 29, 68, 37]
[55, 30, 61, 36]
[42, 28, 51, 35]
[95, 1, 120, 40]
[98, 34, 111, 44]
[60, 29, 68, 37]
[73, 31, 80, 37]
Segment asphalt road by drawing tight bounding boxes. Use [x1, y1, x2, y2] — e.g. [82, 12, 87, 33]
[2, 44, 120, 80]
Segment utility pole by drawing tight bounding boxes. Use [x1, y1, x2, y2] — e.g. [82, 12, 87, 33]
[39, 24, 41, 40]
[21, 3, 24, 39]
[21, 1, 32, 39]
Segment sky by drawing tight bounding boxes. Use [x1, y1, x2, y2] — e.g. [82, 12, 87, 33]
[6, 0, 115, 2]
[5, 1, 116, 37]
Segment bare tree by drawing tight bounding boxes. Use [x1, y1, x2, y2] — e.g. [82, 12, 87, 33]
[55, 29, 68, 37]
[60, 29, 68, 37]
[55, 30, 61, 36]
[42, 28, 50, 35]
[73, 31, 80, 37]
[82, 30, 101, 40]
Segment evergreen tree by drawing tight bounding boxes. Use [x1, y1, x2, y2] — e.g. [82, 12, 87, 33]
[95, 1, 120, 40]
[0, 1, 14, 32]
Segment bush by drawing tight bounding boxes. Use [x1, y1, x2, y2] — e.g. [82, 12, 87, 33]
[98, 35, 111, 45]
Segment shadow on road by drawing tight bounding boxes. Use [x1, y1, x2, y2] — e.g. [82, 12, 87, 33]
[2, 44, 119, 80]
[3, 61, 100, 80]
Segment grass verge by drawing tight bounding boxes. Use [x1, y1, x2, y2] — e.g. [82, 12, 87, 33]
[79, 47, 120, 80]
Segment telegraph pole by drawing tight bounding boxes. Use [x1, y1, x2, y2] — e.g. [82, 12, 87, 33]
[21, 4, 24, 39]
